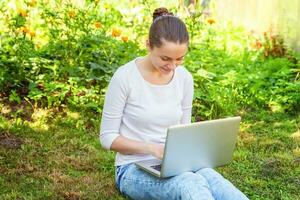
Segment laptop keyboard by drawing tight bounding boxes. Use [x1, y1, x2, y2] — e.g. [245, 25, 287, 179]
[150, 164, 162, 172]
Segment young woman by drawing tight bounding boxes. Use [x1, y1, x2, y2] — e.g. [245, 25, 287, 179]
[100, 7, 249, 200]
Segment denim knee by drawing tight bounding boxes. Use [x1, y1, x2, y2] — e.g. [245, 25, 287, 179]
[196, 168, 249, 200]
[175, 172, 214, 200]
[196, 168, 224, 184]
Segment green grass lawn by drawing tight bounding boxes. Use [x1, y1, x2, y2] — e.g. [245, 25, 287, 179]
[0, 102, 299, 199]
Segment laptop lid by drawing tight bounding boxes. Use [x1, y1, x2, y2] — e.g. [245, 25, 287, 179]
[160, 116, 241, 177]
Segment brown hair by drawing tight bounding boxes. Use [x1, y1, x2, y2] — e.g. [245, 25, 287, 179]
[149, 7, 189, 49]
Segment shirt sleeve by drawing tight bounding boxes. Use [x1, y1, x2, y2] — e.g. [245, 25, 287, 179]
[180, 72, 194, 124]
[99, 69, 128, 150]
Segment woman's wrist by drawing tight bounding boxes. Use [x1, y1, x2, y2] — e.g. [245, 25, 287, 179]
[145, 143, 153, 155]
[146, 143, 155, 155]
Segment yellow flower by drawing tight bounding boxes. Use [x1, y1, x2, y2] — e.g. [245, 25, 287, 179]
[94, 22, 102, 29]
[111, 28, 121, 37]
[20, 26, 29, 34]
[28, 0, 37, 7]
[68, 11, 76, 18]
[104, 3, 110, 9]
[29, 31, 36, 37]
[207, 18, 216, 25]
[18, 8, 28, 17]
[121, 36, 128, 42]
[19, 27, 35, 37]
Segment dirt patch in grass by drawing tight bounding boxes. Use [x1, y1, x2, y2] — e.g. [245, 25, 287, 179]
[0, 131, 23, 149]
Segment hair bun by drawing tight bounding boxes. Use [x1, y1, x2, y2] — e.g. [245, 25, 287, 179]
[153, 7, 174, 21]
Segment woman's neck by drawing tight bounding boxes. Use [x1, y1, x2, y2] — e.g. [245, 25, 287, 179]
[136, 56, 174, 85]
[141, 55, 163, 77]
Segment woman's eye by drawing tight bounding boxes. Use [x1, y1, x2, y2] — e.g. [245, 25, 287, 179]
[161, 57, 184, 62]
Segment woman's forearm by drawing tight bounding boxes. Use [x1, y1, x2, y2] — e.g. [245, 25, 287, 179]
[110, 135, 152, 154]
[110, 135, 164, 159]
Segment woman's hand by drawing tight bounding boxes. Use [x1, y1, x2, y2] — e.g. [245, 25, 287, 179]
[147, 143, 165, 160]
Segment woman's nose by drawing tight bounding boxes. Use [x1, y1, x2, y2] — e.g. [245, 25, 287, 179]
[167, 61, 176, 69]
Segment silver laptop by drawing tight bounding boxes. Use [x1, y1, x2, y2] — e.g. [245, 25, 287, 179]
[135, 116, 241, 178]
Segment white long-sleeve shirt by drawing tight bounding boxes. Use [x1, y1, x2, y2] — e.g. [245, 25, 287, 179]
[100, 57, 194, 166]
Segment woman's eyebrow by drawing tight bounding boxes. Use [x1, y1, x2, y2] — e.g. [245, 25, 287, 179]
[161, 55, 185, 59]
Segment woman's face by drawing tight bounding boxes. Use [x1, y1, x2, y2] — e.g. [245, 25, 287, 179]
[147, 40, 188, 75]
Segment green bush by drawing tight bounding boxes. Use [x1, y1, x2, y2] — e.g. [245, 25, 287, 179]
[0, 0, 299, 117]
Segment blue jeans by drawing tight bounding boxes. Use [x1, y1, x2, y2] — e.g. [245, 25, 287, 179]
[115, 164, 249, 200]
